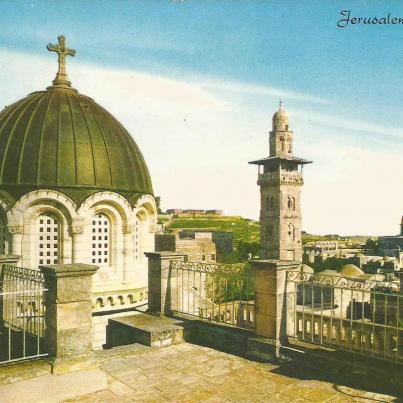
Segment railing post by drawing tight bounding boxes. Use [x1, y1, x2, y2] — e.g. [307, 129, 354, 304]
[145, 252, 185, 317]
[0, 257, 21, 326]
[40, 263, 99, 374]
[251, 259, 300, 357]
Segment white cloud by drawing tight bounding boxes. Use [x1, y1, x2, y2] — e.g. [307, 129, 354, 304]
[0, 49, 401, 236]
[292, 109, 403, 141]
[202, 80, 335, 105]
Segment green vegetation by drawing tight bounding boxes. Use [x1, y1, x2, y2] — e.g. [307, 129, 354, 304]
[165, 215, 260, 263]
[206, 262, 254, 303]
[310, 257, 346, 273]
[163, 214, 377, 264]
[166, 215, 260, 243]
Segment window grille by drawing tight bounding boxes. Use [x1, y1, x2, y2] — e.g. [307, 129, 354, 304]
[38, 214, 59, 265]
[91, 213, 110, 265]
[134, 219, 139, 260]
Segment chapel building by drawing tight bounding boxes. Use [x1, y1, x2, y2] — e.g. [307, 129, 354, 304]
[0, 36, 157, 328]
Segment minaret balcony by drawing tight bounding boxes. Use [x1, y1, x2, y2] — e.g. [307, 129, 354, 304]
[280, 172, 304, 185]
[258, 171, 303, 185]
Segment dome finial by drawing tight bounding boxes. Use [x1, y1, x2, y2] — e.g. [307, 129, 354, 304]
[279, 98, 284, 111]
[47, 35, 76, 89]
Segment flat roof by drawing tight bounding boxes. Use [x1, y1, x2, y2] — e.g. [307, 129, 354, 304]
[248, 155, 313, 165]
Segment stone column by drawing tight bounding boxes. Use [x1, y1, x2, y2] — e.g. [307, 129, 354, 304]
[122, 225, 134, 284]
[71, 219, 86, 263]
[8, 225, 23, 257]
[145, 252, 185, 317]
[251, 259, 300, 355]
[40, 263, 99, 374]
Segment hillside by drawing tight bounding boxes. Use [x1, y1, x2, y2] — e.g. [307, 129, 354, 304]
[163, 214, 260, 244]
[161, 214, 375, 246]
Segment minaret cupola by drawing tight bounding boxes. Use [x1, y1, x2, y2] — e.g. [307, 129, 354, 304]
[269, 100, 294, 157]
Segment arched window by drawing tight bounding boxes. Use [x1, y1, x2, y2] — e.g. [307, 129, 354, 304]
[38, 213, 59, 265]
[332, 325, 337, 340]
[0, 216, 9, 254]
[292, 197, 296, 211]
[287, 197, 292, 210]
[136, 210, 151, 260]
[288, 224, 295, 241]
[267, 225, 273, 237]
[323, 324, 328, 338]
[314, 322, 319, 336]
[298, 319, 303, 332]
[95, 298, 104, 310]
[306, 321, 311, 334]
[280, 137, 285, 151]
[361, 333, 366, 345]
[91, 213, 110, 265]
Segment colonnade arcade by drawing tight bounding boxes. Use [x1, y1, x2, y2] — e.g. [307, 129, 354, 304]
[0, 189, 157, 290]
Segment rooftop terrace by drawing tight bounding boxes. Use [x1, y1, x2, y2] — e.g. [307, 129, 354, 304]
[0, 342, 398, 402]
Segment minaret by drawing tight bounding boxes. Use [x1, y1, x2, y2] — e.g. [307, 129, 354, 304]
[249, 102, 312, 262]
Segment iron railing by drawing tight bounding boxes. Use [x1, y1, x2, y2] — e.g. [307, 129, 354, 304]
[170, 261, 254, 329]
[287, 270, 402, 363]
[0, 265, 48, 364]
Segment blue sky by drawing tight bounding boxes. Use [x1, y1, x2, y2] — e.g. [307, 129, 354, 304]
[0, 1, 402, 235]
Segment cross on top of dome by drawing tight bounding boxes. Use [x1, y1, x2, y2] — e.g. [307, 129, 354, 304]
[47, 35, 76, 89]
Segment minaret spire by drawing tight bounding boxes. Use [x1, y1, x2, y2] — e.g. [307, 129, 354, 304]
[47, 35, 76, 89]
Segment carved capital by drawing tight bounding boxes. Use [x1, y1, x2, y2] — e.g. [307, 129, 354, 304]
[122, 225, 134, 235]
[149, 224, 158, 233]
[71, 220, 85, 235]
[8, 225, 23, 235]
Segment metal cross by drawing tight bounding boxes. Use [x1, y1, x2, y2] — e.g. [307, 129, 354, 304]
[47, 35, 76, 82]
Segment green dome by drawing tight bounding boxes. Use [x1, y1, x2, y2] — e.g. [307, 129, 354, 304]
[0, 86, 153, 205]
[340, 264, 364, 278]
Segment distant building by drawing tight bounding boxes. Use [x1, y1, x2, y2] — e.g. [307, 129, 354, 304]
[155, 233, 216, 262]
[206, 210, 223, 215]
[314, 241, 338, 252]
[165, 209, 223, 216]
[183, 209, 205, 214]
[178, 230, 233, 255]
[166, 209, 183, 215]
[379, 215, 403, 264]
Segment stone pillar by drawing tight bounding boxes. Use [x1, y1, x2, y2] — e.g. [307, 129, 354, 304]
[145, 252, 185, 317]
[71, 219, 86, 264]
[122, 225, 134, 284]
[399, 268, 403, 295]
[0, 255, 20, 268]
[8, 225, 23, 257]
[0, 255, 21, 324]
[251, 259, 300, 354]
[40, 263, 99, 374]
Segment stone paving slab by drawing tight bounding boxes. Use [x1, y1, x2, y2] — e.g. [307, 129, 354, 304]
[0, 369, 108, 403]
[64, 343, 399, 403]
